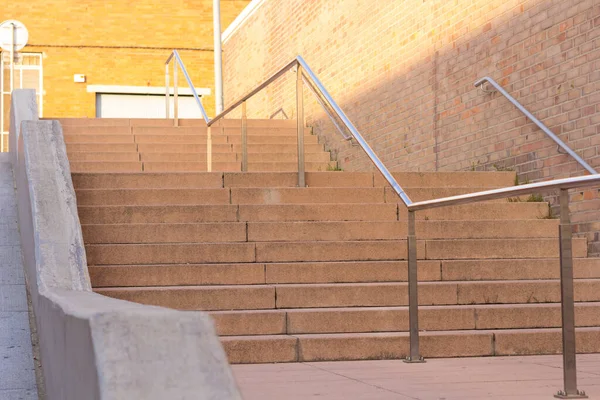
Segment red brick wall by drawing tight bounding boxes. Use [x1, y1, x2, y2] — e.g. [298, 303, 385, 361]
[223, 0, 600, 254]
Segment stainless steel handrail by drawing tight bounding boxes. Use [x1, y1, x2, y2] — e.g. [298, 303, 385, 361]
[403, 173, 600, 399]
[408, 174, 600, 211]
[165, 50, 210, 123]
[475, 77, 597, 175]
[203, 55, 412, 204]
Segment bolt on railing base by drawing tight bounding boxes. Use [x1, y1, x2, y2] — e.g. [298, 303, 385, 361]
[403, 356, 425, 364]
[554, 390, 588, 399]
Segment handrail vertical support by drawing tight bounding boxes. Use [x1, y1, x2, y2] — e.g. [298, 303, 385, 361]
[404, 210, 425, 363]
[165, 63, 170, 119]
[555, 189, 587, 399]
[174, 61, 179, 127]
[207, 125, 212, 172]
[241, 101, 248, 172]
[296, 65, 306, 187]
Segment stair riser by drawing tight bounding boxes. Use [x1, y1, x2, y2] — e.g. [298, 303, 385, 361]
[220, 329, 600, 363]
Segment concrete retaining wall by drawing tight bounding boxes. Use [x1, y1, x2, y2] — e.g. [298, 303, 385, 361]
[10, 90, 241, 400]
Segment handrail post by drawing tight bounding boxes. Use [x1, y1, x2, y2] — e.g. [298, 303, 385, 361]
[165, 62, 170, 119]
[241, 101, 248, 172]
[555, 189, 587, 399]
[404, 210, 424, 363]
[207, 125, 212, 172]
[296, 65, 306, 187]
[174, 60, 179, 127]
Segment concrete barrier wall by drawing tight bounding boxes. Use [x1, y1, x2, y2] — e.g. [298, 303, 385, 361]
[10, 90, 241, 400]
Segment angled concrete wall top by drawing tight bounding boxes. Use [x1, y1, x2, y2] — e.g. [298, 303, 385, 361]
[10, 90, 242, 400]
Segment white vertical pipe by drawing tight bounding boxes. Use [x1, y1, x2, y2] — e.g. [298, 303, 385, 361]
[9, 23, 15, 95]
[213, 0, 224, 114]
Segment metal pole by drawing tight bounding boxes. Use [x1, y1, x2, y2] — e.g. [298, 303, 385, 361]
[555, 189, 587, 399]
[404, 210, 425, 363]
[296, 66, 306, 187]
[213, 0, 224, 114]
[174, 61, 179, 127]
[241, 101, 248, 171]
[207, 126, 212, 172]
[165, 62, 170, 119]
[10, 23, 15, 95]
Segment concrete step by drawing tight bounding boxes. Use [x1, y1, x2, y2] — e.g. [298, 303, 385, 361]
[72, 172, 224, 189]
[66, 143, 138, 152]
[69, 172, 535, 191]
[143, 162, 240, 172]
[49, 117, 131, 126]
[76, 203, 397, 223]
[89, 263, 268, 287]
[95, 285, 275, 311]
[425, 238, 587, 259]
[231, 187, 386, 204]
[70, 162, 143, 172]
[75, 188, 231, 205]
[220, 328, 600, 363]
[237, 204, 398, 222]
[78, 205, 239, 224]
[132, 134, 319, 145]
[53, 118, 296, 128]
[86, 240, 420, 265]
[87, 243, 256, 265]
[82, 222, 248, 244]
[90, 258, 600, 287]
[375, 171, 516, 188]
[141, 161, 336, 172]
[134, 135, 228, 144]
[440, 258, 600, 281]
[131, 126, 312, 135]
[64, 134, 135, 143]
[88, 260, 442, 287]
[140, 153, 238, 162]
[244, 153, 332, 162]
[61, 126, 132, 135]
[246, 220, 559, 241]
[137, 143, 234, 153]
[81, 220, 559, 244]
[392, 187, 509, 203]
[67, 152, 140, 162]
[272, 280, 600, 308]
[209, 302, 600, 336]
[234, 144, 325, 153]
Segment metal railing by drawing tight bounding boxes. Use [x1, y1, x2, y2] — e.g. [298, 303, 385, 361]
[475, 77, 597, 175]
[164, 53, 412, 202]
[165, 53, 597, 397]
[404, 174, 600, 399]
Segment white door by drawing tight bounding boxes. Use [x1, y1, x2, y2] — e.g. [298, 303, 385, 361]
[96, 93, 203, 119]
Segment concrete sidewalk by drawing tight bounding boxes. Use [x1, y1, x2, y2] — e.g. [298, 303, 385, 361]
[233, 354, 600, 399]
[0, 157, 38, 400]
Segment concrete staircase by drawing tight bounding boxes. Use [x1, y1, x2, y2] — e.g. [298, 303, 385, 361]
[61, 118, 336, 172]
[62, 118, 600, 364]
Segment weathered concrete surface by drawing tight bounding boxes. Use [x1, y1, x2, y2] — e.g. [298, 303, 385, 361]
[11, 90, 241, 400]
[0, 155, 38, 399]
[9, 89, 38, 165]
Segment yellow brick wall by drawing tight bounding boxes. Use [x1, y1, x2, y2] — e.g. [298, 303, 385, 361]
[1, 0, 248, 118]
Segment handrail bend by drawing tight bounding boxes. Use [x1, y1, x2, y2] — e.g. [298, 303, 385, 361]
[165, 50, 210, 123]
[474, 77, 597, 175]
[165, 53, 412, 206]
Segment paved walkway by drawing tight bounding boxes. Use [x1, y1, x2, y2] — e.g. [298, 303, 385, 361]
[0, 156, 38, 400]
[233, 354, 600, 399]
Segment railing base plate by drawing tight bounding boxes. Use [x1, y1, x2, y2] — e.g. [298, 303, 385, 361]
[554, 390, 588, 399]
[403, 356, 426, 364]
